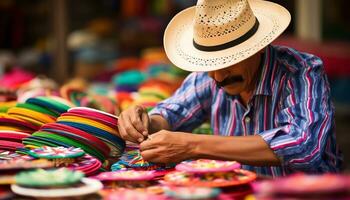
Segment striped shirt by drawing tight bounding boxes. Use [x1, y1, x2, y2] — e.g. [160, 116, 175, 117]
[149, 45, 342, 177]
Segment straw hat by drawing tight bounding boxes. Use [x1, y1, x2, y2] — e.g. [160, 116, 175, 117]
[163, 0, 291, 72]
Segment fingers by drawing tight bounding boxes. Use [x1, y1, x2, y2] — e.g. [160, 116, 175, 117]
[118, 114, 140, 143]
[118, 105, 149, 143]
[130, 106, 148, 136]
[141, 112, 149, 137]
[139, 137, 156, 151]
[140, 148, 159, 162]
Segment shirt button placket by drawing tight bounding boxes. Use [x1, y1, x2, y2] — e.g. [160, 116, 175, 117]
[244, 116, 252, 134]
[245, 117, 251, 124]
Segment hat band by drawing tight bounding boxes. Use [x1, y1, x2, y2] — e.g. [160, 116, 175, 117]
[193, 18, 260, 52]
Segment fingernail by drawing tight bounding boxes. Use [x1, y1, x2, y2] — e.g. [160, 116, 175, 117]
[142, 131, 148, 136]
[138, 138, 143, 143]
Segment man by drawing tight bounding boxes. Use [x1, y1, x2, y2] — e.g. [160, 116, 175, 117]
[117, 0, 342, 177]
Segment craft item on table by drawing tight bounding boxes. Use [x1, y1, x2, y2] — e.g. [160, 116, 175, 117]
[0, 102, 16, 113]
[19, 146, 101, 175]
[92, 170, 158, 189]
[0, 130, 30, 141]
[79, 95, 117, 115]
[138, 85, 171, 100]
[115, 84, 139, 93]
[58, 121, 124, 158]
[35, 129, 107, 161]
[112, 149, 175, 171]
[48, 96, 76, 108]
[26, 146, 85, 166]
[139, 79, 176, 93]
[41, 122, 110, 158]
[163, 169, 256, 188]
[22, 144, 39, 149]
[0, 158, 53, 172]
[22, 135, 71, 149]
[164, 186, 221, 200]
[0, 151, 17, 160]
[15, 168, 83, 187]
[140, 47, 168, 61]
[0, 67, 35, 89]
[175, 159, 241, 173]
[39, 106, 125, 160]
[0, 126, 26, 133]
[6, 108, 55, 127]
[27, 146, 85, 158]
[110, 162, 127, 171]
[253, 173, 350, 199]
[60, 86, 87, 106]
[0, 140, 24, 151]
[146, 63, 171, 77]
[0, 175, 16, 185]
[0, 115, 40, 131]
[31, 131, 106, 162]
[104, 189, 166, 200]
[68, 106, 118, 125]
[115, 91, 134, 108]
[112, 70, 147, 88]
[16, 102, 59, 118]
[61, 112, 117, 131]
[26, 96, 71, 115]
[16, 88, 55, 103]
[219, 184, 254, 200]
[0, 131, 29, 151]
[65, 154, 102, 176]
[11, 168, 103, 198]
[0, 151, 31, 161]
[7, 107, 55, 123]
[57, 115, 119, 136]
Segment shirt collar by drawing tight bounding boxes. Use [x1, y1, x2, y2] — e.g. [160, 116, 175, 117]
[253, 45, 274, 96]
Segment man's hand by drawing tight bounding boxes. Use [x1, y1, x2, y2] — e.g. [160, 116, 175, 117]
[118, 105, 150, 143]
[139, 130, 197, 163]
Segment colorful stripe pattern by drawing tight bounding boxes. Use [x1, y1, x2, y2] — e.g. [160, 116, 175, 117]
[149, 45, 342, 177]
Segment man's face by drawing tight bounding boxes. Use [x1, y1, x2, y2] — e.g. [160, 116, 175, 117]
[208, 53, 262, 95]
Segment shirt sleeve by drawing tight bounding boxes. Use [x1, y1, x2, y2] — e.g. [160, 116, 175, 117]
[259, 56, 340, 172]
[149, 72, 212, 132]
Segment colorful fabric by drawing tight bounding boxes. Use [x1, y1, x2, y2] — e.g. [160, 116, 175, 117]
[149, 45, 342, 177]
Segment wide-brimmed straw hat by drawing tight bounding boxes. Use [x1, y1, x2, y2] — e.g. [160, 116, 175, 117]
[163, 0, 291, 72]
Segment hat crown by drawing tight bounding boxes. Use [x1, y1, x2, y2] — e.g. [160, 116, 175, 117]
[193, 0, 257, 47]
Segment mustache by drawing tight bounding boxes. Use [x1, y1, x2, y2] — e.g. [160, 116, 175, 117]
[215, 75, 244, 87]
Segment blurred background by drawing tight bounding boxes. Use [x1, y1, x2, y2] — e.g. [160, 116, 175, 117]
[0, 0, 349, 170]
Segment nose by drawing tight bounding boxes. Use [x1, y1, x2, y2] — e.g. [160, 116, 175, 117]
[208, 69, 229, 82]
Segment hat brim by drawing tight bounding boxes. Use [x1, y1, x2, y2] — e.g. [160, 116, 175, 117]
[163, 0, 291, 72]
